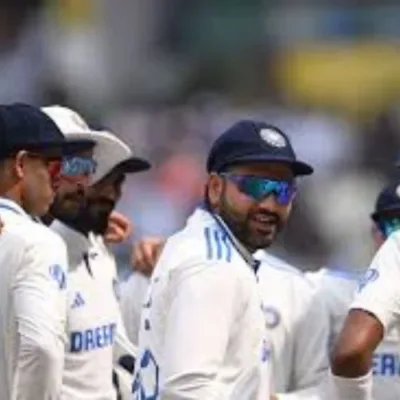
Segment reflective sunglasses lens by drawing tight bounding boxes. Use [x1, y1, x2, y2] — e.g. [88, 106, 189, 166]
[382, 218, 400, 237]
[61, 157, 97, 176]
[239, 177, 295, 205]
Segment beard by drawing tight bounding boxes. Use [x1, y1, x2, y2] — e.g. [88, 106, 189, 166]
[49, 191, 86, 228]
[218, 191, 283, 252]
[50, 192, 115, 236]
[80, 198, 115, 235]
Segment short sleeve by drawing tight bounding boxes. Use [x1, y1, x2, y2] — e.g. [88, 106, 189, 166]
[351, 233, 400, 332]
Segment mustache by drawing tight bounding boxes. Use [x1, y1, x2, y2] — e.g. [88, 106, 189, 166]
[88, 197, 115, 209]
[251, 210, 281, 225]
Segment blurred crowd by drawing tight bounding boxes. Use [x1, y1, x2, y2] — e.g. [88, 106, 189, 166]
[3, 0, 400, 274]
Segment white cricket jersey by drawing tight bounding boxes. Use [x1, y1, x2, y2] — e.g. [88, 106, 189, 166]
[254, 251, 330, 400]
[0, 198, 68, 400]
[133, 208, 270, 400]
[308, 261, 400, 400]
[120, 272, 150, 346]
[51, 221, 135, 400]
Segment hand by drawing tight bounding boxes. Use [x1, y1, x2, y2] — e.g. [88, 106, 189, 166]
[104, 211, 132, 244]
[131, 236, 165, 277]
[270, 396, 278, 400]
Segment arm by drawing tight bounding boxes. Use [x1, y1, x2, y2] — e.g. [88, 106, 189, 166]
[119, 272, 149, 346]
[331, 309, 383, 378]
[131, 236, 165, 277]
[114, 308, 138, 363]
[329, 234, 400, 399]
[161, 264, 238, 400]
[276, 289, 330, 400]
[13, 233, 68, 400]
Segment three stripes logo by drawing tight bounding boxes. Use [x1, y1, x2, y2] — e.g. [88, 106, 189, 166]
[71, 292, 85, 309]
[204, 227, 232, 262]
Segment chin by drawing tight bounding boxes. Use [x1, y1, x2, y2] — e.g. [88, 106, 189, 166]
[90, 218, 109, 235]
[249, 232, 277, 250]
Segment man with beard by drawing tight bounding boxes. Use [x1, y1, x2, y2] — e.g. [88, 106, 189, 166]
[131, 120, 314, 400]
[42, 105, 151, 399]
[123, 154, 328, 397]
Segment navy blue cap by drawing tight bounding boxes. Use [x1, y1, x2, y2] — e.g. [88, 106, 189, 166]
[0, 103, 94, 160]
[206, 120, 313, 176]
[371, 181, 400, 221]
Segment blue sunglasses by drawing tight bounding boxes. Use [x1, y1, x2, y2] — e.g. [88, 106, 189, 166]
[377, 217, 400, 238]
[61, 156, 97, 177]
[220, 173, 297, 205]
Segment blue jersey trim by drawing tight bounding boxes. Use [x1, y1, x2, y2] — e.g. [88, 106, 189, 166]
[204, 226, 232, 262]
[323, 268, 364, 281]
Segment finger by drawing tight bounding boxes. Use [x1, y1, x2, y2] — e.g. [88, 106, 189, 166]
[110, 212, 132, 238]
[105, 223, 126, 244]
[143, 242, 159, 267]
[131, 242, 146, 270]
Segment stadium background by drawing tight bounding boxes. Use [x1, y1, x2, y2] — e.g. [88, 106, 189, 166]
[3, 0, 400, 274]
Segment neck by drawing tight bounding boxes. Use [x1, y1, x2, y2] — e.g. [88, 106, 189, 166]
[0, 189, 23, 209]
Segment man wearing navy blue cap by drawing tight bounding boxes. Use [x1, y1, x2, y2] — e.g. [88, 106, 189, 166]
[0, 104, 94, 400]
[0, 103, 94, 217]
[133, 120, 313, 400]
[205, 120, 313, 251]
[370, 181, 400, 248]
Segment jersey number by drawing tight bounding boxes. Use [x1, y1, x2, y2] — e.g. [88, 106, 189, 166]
[132, 349, 159, 400]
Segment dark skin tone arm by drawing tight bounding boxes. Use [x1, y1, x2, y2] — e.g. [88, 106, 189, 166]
[331, 309, 384, 377]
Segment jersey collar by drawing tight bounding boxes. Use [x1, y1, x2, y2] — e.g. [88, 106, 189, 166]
[0, 197, 30, 219]
[50, 220, 91, 269]
[191, 207, 260, 272]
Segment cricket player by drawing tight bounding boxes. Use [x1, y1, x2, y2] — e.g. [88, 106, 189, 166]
[42, 105, 150, 399]
[132, 120, 314, 400]
[0, 104, 94, 400]
[327, 181, 400, 400]
[126, 245, 329, 400]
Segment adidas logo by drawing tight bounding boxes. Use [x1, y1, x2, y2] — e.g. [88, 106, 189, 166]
[71, 292, 85, 309]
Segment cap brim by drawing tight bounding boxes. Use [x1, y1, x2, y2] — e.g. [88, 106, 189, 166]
[371, 204, 400, 221]
[220, 154, 314, 176]
[118, 157, 152, 173]
[24, 139, 95, 158]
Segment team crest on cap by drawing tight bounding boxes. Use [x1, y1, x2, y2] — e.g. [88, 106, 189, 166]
[260, 128, 286, 148]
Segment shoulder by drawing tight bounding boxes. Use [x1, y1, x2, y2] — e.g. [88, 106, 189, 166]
[4, 216, 66, 251]
[163, 222, 235, 267]
[256, 251, 311, 287]
[307, 267, 363, 284]
[305, 267, 361, 309]
[154, 223, 249, 290]
[372, 231, 400, 269]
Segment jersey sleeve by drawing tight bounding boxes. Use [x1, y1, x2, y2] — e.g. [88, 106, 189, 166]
[160, 261, 240, 399]
[120, 272, 149, 346]
[114, 307, 138, 361]
[351, 233, 400, 332]
[12, 231, 68, 400]
[276, 287, 330, 399]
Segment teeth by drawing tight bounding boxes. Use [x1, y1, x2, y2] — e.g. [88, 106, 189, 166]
[255, 219, 274, 224]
